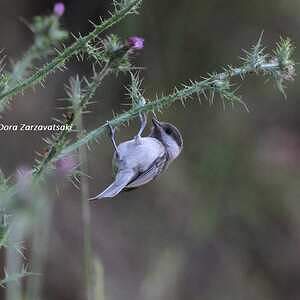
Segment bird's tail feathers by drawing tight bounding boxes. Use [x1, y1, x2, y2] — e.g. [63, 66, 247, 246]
[89, 169, 135, 201]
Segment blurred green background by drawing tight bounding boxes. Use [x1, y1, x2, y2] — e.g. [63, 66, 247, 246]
[1, 0, 300, 299]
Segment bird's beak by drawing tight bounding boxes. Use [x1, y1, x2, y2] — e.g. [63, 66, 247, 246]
[152, 118, 161, 127]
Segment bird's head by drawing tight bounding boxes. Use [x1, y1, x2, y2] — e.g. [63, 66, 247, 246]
[150, 118, 183, 161]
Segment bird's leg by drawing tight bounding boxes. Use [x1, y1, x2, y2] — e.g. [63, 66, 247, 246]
[138, 112, 147, 136]
[135, 112, 147, 144]
[106, 121, 119, 155]
[152, 111, 159, 122]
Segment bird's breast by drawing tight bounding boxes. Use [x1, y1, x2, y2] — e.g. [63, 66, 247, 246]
[115, 137, 165, 172]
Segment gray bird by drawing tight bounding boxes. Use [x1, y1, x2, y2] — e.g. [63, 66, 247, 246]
[89, 113, 183, 200]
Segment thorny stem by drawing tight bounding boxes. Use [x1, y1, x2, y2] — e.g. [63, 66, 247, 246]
[33, 62, 111, 179]
[219, 62, 282, 79]
[60, 60, 286, 157]
[3, 61, 111, 202]
[0, 0, 142, 111]
[10, 47, 39, 83]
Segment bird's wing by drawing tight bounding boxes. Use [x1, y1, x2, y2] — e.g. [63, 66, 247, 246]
[89, 169, 135, 200]
[125, 152, 168, 189]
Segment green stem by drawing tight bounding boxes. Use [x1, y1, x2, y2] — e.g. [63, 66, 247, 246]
[10, 47, 38, 84]
[33, 62, 111, 179]
[60, 61, 283, 157]
[4, 62, 112, 202]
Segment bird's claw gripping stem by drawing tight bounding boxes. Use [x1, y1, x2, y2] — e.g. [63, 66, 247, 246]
[106, 121, 118, 154]
[135, 112, 147, 144]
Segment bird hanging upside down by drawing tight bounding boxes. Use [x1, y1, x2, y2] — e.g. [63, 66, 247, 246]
[89, 113, 183, 200]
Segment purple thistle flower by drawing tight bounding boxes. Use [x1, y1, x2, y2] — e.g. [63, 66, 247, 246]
[55, 155, 77, 176]
[127, 36, 144, 50]
[54, 2, 65, 17]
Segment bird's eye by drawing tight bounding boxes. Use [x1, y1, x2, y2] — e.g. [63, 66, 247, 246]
[165, 127, 172, 135]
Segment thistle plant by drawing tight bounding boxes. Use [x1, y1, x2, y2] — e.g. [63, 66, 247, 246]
[0, 0, 142, 112]
[0, 0, 296, 298]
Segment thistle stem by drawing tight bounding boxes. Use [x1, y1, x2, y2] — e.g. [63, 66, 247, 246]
[60, 60, 284, 157]
[33, 62, 111, 180]
[4, 62, 111, 202]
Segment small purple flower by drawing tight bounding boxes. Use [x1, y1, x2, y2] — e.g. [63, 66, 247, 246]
[127, 36, 144, 50]
[55, 155, 77, 176]
[54, 2, 65, 17]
